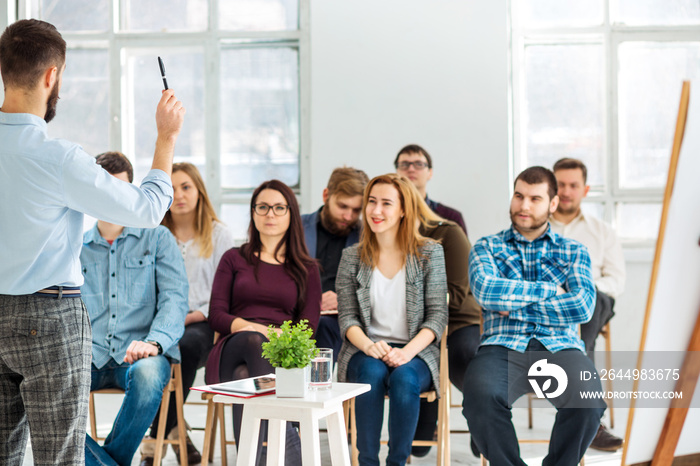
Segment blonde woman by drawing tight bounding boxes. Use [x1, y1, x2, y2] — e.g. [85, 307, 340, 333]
[336, 173, 448, 466]
[141, 163, 234, 466]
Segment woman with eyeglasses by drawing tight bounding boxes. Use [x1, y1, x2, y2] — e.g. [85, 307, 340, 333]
[336, 173, 448, 466]
[205, 179, 321, 466]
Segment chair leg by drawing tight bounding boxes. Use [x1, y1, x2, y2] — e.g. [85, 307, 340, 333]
[200, 398, 216, 466]
[89, 392, 98, 440]
[350, 398, 358, 466]
[153, 381, 172, 466]
[527, 394, 533, 429]
[604, 325, 614, 428]
[173, 365, 188, 466]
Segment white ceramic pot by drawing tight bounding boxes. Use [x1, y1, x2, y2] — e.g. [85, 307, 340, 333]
[275, 366, 308, 398]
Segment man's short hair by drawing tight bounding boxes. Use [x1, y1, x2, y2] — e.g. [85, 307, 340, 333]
[553, 158, 588, 184]
[95, 152, 134, 183]
[0, 19, 66, 89]
[394, 144, 433, 169]
[326, 166, 369, 199]
[514, 166, 558, 201]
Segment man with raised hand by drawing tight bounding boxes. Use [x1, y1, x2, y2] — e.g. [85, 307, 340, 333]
[551, 157, 626, 452]
[0, 19, 184, 465]
[464, 166, 605, 466]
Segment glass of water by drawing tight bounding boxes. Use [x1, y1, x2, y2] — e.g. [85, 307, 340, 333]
[309, 348, 333, 391]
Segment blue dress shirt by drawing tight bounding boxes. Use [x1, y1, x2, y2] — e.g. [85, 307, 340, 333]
[468, 225, 596, 353]
[0, 111, 173, 295]
[80, 225, 188, 368]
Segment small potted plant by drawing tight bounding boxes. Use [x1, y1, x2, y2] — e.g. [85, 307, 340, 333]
[262, 319, 319, 397]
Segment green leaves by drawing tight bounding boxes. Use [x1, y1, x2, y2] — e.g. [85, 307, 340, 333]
[261, 320, 319, 369]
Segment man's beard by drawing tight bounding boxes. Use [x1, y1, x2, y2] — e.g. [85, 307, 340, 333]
[556, 200, 580, 217]
[320, 204, 354, 237]
[509, 208, 550, 234]
[44, 81, 60, 123]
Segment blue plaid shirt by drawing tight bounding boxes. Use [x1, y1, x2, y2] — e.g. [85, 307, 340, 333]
[468, 225, 595, 353]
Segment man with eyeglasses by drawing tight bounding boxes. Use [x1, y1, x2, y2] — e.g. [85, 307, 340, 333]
[395, 144, 467, 235]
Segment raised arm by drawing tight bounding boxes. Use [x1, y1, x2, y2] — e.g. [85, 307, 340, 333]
[152, 89, 185, 176]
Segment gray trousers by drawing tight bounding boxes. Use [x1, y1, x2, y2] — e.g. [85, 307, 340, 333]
[0, 294, 92, 466]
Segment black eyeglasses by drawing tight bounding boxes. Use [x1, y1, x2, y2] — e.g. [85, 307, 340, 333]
[396, 161, 430, 170]
[253, 204, 289, 216]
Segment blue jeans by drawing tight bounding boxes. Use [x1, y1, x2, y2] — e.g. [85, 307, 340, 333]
[347, 351, 432, 466]
[463, 340, 606, 466]
[85, 355, 171, 466]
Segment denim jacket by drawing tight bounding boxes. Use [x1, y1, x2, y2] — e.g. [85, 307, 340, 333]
[81, 225, 188, 368]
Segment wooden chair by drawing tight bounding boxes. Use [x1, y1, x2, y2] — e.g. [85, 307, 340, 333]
[346, 329, 451, 466]
[88, 363, 188, 466]
[199, 391, 237, 466]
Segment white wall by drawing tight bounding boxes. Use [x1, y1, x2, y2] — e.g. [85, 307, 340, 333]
[308, 0, 510, 242]
[309, 0, 653, 355]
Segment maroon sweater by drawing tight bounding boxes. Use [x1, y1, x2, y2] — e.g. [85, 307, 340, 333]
[205, 248, 321, 383]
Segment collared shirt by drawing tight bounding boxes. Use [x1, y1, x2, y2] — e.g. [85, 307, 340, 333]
[550, 213, 625, 299]
[0, 111, 173, 295]
[80, 225, 188, 368]
[468, 225, 596, 353]
[176, 222, 235, 318]
[314, 208, 350, 293]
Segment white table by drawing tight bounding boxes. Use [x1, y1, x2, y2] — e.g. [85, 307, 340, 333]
[211, 382, 370, 466]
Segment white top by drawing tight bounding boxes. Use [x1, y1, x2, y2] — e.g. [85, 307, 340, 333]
[550, 213, 626, 299]
[177, 221, 235, 317]
[368, 267, 409, 344]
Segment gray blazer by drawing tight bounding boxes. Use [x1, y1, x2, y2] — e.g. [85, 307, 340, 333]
[336, 241, 448, 391]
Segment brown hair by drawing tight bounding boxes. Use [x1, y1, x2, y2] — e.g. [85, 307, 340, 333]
[514, 166, 558, 201]
[358, 173, 429, 267]
[326, 166, 369, 199]
[161, 163, 220, 258]
[0, 19, 66, 89]
[553, 158, 588, 184]
[241, 180, 314, 312]
[394, 144, 433, 169]
[95, 151, 134, 183]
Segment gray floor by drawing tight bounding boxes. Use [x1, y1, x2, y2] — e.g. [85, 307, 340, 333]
[22, 381, 625, 465]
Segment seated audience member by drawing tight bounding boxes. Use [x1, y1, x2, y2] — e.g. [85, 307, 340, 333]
[464, 166, 606, 466]
[551, 157, 626, 451]
[302, 166, 369, 362]
[205, 179, 322, 466]
[141, 163, 235, 465]
[394, 144, 467, 235]
[407, 184, 482, 457]
[80, 152, 188, 466]
[337, 173, 448, 466]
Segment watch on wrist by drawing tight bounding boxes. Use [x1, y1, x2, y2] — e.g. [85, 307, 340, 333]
[146, 341, 163, 355]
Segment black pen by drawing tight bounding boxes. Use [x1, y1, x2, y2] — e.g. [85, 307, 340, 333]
[157, 56, 169, 90]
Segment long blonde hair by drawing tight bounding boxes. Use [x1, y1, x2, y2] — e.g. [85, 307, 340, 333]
[161, 162, 220, 258]
[358, 173, 429, 267]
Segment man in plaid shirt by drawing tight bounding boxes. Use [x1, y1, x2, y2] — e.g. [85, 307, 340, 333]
[463, 167, 606, 466]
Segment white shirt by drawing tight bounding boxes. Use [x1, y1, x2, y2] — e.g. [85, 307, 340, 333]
[368, 267, 409, 344]
[550, 213, 625, 299]
[177, 222, 235, 318]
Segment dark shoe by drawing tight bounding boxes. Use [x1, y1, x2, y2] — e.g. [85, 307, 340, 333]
[172, 433, 203, 464]
[411, 424, 437, 457]
[139, 457, 154, 466]
[589, 424, 623, 452]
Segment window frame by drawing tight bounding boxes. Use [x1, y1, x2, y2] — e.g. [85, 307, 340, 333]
[510, 0, 700, 247]
[16, 0, 310, 241]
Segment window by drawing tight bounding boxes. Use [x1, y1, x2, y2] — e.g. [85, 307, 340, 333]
[511, 0, 700, 245]
[20, 0, 308, 241]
